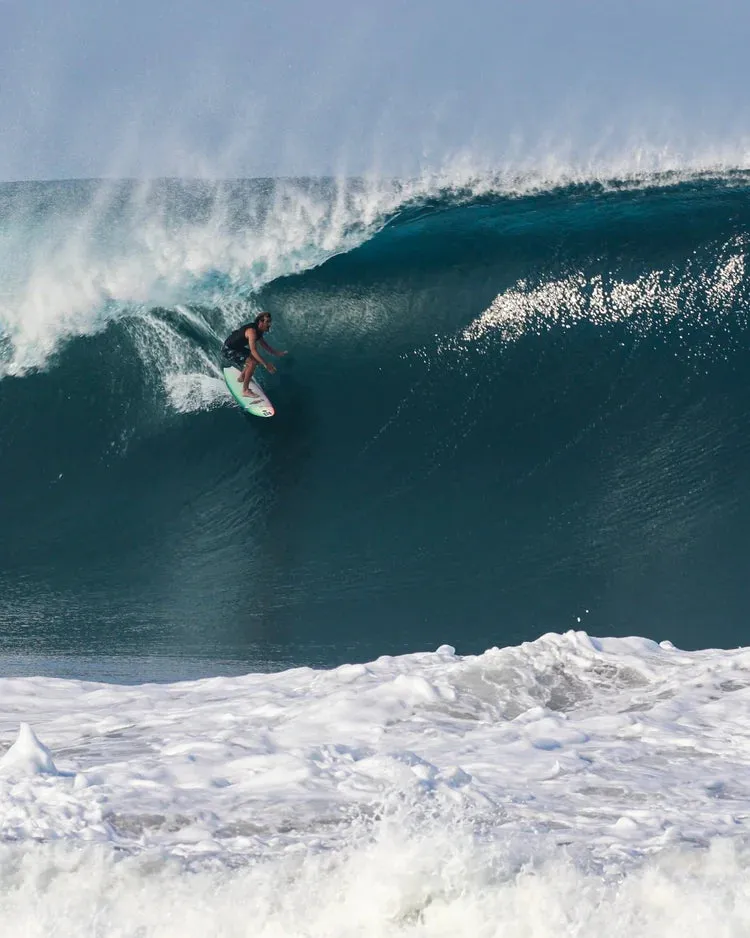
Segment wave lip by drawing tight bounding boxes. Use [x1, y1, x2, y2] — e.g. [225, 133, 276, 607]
[4, 161, 750, 377]
[0, 176, 403, 377]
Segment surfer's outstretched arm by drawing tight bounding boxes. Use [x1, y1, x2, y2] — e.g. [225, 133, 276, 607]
[260, 338, 287, 357]
[248, 331, 276, 375]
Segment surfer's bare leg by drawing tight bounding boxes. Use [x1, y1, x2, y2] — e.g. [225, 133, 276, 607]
[241, 359, 261, 399]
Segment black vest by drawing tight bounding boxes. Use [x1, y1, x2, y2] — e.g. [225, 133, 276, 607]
[225, 322, 259, 353]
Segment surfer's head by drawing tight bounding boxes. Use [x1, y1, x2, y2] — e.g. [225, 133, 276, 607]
[255, 312, 272, 332]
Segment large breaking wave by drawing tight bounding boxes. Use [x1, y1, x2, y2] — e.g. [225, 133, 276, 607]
[2, 170, 750, 672]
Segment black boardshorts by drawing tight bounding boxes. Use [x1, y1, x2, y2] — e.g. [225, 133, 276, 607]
[221, 343, 247, 370]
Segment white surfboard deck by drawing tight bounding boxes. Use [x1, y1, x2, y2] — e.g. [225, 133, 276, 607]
[222, 366, 275, 418]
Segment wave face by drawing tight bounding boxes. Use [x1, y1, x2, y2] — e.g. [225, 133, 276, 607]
[2, 174, 750, 673]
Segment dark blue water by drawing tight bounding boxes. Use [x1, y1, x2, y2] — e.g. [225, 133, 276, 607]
[2, 175, 750, 681]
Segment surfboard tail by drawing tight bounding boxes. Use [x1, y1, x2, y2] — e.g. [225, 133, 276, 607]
[222, 367, 275, 418]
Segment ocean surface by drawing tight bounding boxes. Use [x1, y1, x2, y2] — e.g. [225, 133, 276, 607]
[3, 170, 750, 934]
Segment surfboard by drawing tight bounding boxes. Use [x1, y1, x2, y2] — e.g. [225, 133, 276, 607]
[222, 366, 275, 418]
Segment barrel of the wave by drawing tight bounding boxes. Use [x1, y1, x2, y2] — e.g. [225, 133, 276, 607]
[222, 366, 275, 418]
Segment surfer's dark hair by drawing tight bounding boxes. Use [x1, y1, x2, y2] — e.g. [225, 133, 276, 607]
[254, 312, 272, 327]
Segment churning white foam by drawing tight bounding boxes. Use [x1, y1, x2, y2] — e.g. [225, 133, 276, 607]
[2, 631, 750, 934]
[2, 830, 750, 937]
[163, 372, 232, 413]
[0, 632, 747, 855]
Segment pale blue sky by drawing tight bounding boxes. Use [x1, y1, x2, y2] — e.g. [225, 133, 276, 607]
[1, 0, 749, 179]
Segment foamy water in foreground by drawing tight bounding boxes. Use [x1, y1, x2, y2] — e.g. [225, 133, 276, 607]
[2, 631, 750, 935]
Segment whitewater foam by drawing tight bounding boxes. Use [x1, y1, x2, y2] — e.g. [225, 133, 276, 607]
[1, 632, 750, 861]
[0, 723, 58, 776]
[163, 372, 231, 414]
[1, 632, 750, 934]
[3, 833, 750, 938]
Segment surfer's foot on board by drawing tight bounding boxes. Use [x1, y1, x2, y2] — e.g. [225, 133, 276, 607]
[242, 389, 261, 401]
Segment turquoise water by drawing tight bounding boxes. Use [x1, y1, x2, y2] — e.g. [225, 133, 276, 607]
[2, 175, 750, 680]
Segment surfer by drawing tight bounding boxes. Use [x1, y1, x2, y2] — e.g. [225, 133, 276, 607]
[221, 313, 287, 399]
